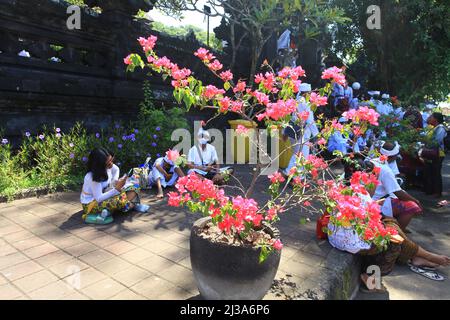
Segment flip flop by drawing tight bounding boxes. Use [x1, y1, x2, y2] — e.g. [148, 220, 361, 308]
[409, 265, 445, 281]
[437, 200, 448, 208]
[85, 214, 114, 225]
[134, 203, 150, 213]
[408, 262, 436, 271]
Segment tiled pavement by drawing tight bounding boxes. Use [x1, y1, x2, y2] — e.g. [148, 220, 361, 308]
[0, 167, 345, 300]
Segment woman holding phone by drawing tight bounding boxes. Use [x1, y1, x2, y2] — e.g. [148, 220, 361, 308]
[80, 148, 149, 225]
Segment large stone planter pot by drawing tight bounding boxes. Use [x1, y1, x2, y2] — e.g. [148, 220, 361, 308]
[190, 217, 281, 300]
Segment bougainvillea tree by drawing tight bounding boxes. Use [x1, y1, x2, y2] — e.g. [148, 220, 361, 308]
[125, 35, 397, 262]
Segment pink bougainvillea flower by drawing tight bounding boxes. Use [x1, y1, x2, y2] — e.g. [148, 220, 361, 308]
[233, 81, 246, 93]
[290, 66, 306, 80]
[297, 111, 310, 122]
[208, 60, 223, 72]
[236, 125, 249, 136]
[171, 67, 191, 81]
[219, 70, 233, 82]
[265, 99, 297, 121]
[194, 47, 215, 62]
[321, 66, 346, 85]
[230, 100, 244, 113]
[138, 35, 158, 52]
[309, 92, 328, 107]
[154, 56, 174, 70]
[166, 149, 180, 162]
[253, 91, 270, 106]
[218, 97, 231, 112]
[123, 54, 132, 65]
[343, 106, 380, 126]
[272, 239, 283, 250]
[203, 85, 225, 100]
[268, 172, 285, 184]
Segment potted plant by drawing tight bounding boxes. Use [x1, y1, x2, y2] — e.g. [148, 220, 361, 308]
[125, 36, 398, 300]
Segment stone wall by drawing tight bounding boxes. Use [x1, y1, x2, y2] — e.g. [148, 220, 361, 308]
[0, 0, 235, 140]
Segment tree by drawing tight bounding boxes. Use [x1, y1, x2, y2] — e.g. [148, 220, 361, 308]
[154, 0, 349, 83]
[330, 0, 450, 104]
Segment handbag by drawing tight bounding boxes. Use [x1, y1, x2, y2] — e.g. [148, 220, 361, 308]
[130, 157, 152, 190]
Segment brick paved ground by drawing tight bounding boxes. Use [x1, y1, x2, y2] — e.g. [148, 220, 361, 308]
[0, 165, 343, 300]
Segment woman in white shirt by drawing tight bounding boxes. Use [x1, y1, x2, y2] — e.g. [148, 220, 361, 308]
[80, 148, 148, 225]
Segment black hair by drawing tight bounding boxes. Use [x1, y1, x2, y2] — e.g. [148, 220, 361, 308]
[343, 155, 374, 182]
[432, 112, 444, 124]
[87, 147, 111, 182]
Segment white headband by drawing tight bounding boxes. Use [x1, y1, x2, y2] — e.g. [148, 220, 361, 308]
[380, 141, 400, 157]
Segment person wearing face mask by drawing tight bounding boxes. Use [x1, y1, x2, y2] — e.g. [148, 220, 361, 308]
[370, 142, 423, 232]
[187, 129, 226, 184]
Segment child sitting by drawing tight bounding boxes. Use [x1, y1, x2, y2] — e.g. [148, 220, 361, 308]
[149, 152, 185, 198]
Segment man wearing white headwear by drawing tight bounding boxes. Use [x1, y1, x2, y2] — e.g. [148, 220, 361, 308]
[350, 82, 361, 110]
[187, 129, 226, 184]
[283, 83, 319, 176]
[377, 141, 401, 176]
[149, 152, 185, 198]
[371, 142, 423, 231]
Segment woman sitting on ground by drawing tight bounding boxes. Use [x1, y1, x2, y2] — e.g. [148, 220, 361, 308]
[329, 157, 450, 292]
[149, 153, 185, 199]
[80, 148, 149, 225]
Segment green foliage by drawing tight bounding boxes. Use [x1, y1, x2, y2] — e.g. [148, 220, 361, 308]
[151, 21, 223, 51]
[0, 86, 188, 201]
[330, 0, 450, 104]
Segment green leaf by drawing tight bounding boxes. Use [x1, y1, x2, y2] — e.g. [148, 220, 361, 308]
[224, 82, 231, 91]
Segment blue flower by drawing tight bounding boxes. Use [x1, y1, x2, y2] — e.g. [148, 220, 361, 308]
[156, 127, 161, 131]
[118, 144, 123, 149]
[134, 129, 139, 134]
[109, 137, 114, 143]
[25, 132, 31, 138]
[115, 124, 120, 129]
[156, 153, 161, 158]
[122, 135, 127, 141]
[95, 133, 100, 138]
[56, 128, 61, 133]
[1, 138, 8, 145]
[153, 134, 157, 139]
[69, 153, 75, 159]
[151, 142, 157, 147]
[82, 156, 88, 162]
